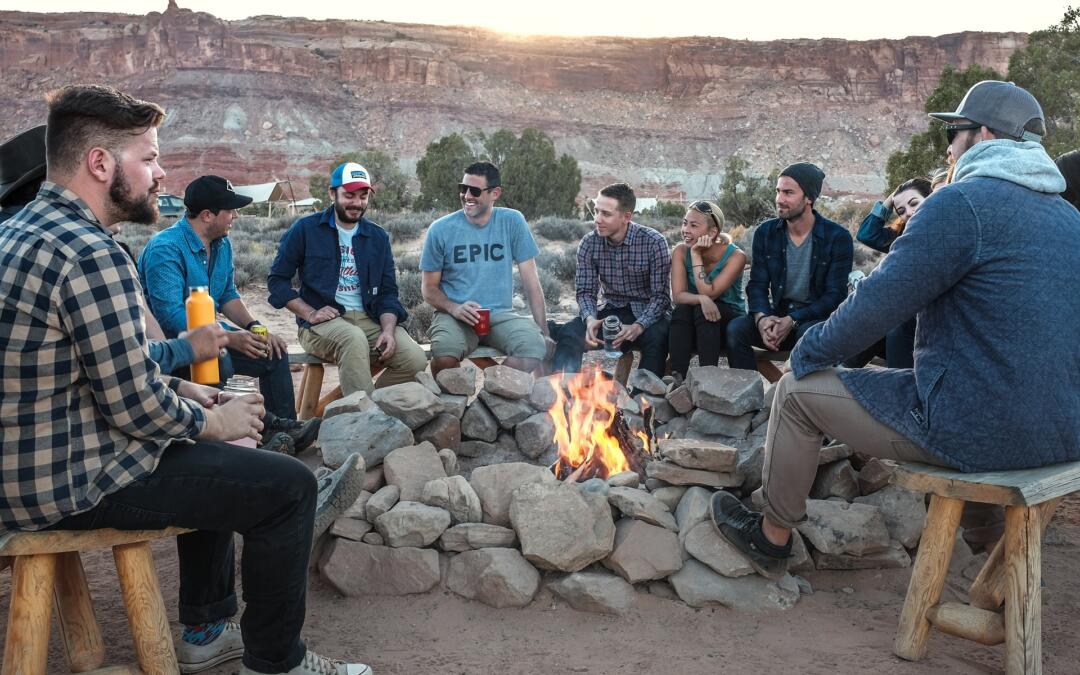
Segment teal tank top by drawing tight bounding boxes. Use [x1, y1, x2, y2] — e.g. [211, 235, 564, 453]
[683, 242, 747, 313]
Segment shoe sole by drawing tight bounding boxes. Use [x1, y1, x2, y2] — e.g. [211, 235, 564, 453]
[313, 455, 364, 540]
[178, 646, 245, 673]
[707, 493, 787, 581]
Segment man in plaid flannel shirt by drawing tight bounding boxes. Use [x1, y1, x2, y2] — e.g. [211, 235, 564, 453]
[552, 182, 673, 376]
[0, 85, 371, 675]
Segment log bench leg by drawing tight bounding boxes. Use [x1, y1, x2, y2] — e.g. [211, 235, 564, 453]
[970, 497, 1061, 612]
[295, 366, 310, 416]
[1004, 505, 1042, 675]
[3, 553, 58, 675]
[894, 494, 965, 661]
[755, 358, 785, 383]
[55, 551, 106, 672]
[113, 542, 178, 675]
[298, 364, 324, 421]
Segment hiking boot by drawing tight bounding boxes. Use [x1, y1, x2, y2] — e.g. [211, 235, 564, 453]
[258, 431, 295, 455]
[313, 453, 364, 540]
[177, 620, 243, 673]
[266, 412, 321, 453]
[708, 491, 790, 580]
[239, 649, 372, 675]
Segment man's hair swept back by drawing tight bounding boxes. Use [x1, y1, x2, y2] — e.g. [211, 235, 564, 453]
[45, 84, 166, 174]
[599, 182, 636, 214]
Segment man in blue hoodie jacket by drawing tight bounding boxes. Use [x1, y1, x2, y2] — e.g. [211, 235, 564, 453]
[709, 81, 1080, 580]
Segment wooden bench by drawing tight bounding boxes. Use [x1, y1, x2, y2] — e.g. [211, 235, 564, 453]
[1, 526, 192, 674]
[891, 461, 1080, 675]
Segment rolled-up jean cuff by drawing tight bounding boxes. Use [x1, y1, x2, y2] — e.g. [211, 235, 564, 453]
[178, 593, 238, 626]
[243, 638, 307, 674]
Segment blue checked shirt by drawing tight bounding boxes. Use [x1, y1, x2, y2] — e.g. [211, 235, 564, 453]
[0, 183, 206, 531]
[575, 222, 672, 328]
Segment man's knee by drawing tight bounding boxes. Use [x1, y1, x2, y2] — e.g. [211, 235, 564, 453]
[430, 355, 461, 375]
[392, 339, 428, 375]
[726, 314, 756, 347]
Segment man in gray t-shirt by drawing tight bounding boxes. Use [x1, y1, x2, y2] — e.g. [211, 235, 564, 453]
[420, 161, 551, 375]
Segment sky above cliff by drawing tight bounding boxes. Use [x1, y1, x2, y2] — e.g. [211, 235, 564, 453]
[4, 0, 1068, 39]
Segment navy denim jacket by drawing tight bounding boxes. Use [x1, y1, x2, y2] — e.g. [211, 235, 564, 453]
[267, 207, 407, 328]
[746, 211, 854, 323]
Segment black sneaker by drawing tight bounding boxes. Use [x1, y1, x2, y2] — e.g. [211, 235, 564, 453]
[313, 454, 364, 541]
[708, 491, 790, 580]
[258, 431, 295, 455]
[266, 413, 321, 453]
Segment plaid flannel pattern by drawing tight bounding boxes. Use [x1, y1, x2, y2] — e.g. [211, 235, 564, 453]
[0, 183, 206, 531]
[575, 222, 672, 328]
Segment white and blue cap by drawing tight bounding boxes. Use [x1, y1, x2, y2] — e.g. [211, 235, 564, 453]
[330, 162, 373, 192]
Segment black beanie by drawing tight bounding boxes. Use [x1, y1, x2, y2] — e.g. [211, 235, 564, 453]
[779, 162, 826, 203]
[1056, 150, 1080, 210]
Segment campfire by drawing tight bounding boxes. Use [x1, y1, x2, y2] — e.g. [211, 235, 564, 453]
[548, 367, 655, 482]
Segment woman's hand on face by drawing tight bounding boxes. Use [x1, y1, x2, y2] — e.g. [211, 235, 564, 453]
[692, 234, 713, 251]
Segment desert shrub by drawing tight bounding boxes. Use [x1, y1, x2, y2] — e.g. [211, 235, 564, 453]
[397, 252, 421, 272]
[536, 247, 577, 284]
[532, 216, 591, 242]
[405, 302, 434, 342]
[396, 269, 423, 309]
[538, 268, 562, 305]
[381, 211, 432, 242]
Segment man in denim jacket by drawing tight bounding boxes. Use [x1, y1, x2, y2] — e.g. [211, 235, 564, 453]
[709, 82, 1080, 580]
[725, 162, 853, 371]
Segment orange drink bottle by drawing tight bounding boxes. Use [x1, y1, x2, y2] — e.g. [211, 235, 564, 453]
[185, 286, 219, 384]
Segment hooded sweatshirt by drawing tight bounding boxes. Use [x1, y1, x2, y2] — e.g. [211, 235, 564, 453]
[791, 140, 1080, 472]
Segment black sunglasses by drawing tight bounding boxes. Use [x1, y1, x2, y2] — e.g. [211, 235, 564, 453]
[458, 183, 499, 198]
[690, 200, 720, 227]
[945, 122, 981, 144]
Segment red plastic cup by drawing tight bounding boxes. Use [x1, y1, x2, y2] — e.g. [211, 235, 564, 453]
[474, 308, 491, 336]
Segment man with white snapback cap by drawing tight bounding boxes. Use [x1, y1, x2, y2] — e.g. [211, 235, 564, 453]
[269, 162, 426, 396]
[706, 80, 1080, 581]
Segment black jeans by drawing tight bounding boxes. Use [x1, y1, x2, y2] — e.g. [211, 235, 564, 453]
[48, 441, 316, 673]
[843, 317, 917, 369]
[725, 313, 821, 371]
[551, 306, 671, 377]
[221, 347, 296, 420]
[668, 303, 743, 378]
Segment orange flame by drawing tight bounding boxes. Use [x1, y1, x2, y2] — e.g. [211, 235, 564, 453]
[549, 367, 631, 478]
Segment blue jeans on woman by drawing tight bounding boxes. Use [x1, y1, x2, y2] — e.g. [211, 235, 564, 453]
[47, 441, 317, 673]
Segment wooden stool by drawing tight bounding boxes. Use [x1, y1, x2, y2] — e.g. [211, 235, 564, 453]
[1, 526, 192, 675]
[891, 461, 1080, 675]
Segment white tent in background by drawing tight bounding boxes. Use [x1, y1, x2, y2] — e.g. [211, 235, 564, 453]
[233, 180, 300, 217]
[633, 197, 658, 214]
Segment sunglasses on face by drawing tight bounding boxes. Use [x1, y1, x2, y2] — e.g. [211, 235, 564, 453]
[945, 122, 981, 144]
[458, 183, 499, 198]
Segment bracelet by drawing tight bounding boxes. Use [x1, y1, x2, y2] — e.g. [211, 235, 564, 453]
[244, 320, 262, 331]
[755, 315, 769, 327]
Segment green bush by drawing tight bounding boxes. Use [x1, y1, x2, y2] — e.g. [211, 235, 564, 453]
[405, 302, 435, 343]
[380, 211, 432, 242]
[397, 252, 422, 272]
[532, 216, 591, 242]
[536, 247, 577, 284]
[538, 268, 562, 305]
[396, 270, 423, 309]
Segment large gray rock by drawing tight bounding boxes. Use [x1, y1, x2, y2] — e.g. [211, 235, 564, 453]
[659, 439, 738, 472]
[330, 517, 373, 542]
[438, 523, 518, 552]
[812, 540, 911, 570]
[818, 443, 853, 465]
[810, 460, 860, 501]
[382, 442, 448, 502]
[461, 399, 499, 442]
[456, 440, 494, 458]
[651, 486, 688, 512]
[319, 408, 414, 469]
[371, 382, 443, 429]
[646, 461, 742, 489]
[857, 458, 896, 495]
[445, 548, 540, 608]
[483, 365, 534, 400]
[637, 394, 677, 424]
[438, 448, 458, 477]
[853, 484, 927, 549]
[628, 368, 668, 396]
[436, 367, 477, 396]
[323, 391, 376, 420]
[374, 501, 452, 547]
[469, 462, 557, 526]
[548, 571, 637, 615]
[683, 521, 754, 577]
[796, 500, 891, 556]
[688, 408, 754, 439]
[319, 539, 439, 596]
[669, 560, 799, 611]
[457, 434, 533, 479]
[438, 393, 468, 419]
[365, 484, 400, 521]
[509, 481, 615, 572]
[421, 475, 483, 524]
[664, 383, 694, 415]
[515, 412, 556, 459]
[603, 518, 682, 583]
[414, 371, 442, 396]
[414, 413, 461, 452]
[527, 377, 559, 411]
[686, 366, 764, 416]
[607, 470, 640, 489]
[478, 390, 534, 429]
[675, 486, 713, 548]
[654, 416, 689, 439]
[789, 532, 815, 573]
[607, 486, 678, 531]
[343, 490, 373, 520]
[736, 445, 765, 493]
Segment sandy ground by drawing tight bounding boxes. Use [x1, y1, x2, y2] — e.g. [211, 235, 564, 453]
[5, 288, 1080, 674]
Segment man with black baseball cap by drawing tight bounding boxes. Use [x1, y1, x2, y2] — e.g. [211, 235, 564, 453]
[0, 125, 47, 224]
[139, 174, 320, 454]
[707, 80, 1079, 586]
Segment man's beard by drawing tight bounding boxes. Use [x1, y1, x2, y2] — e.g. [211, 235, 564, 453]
[334, 201, 365, 224]
[108, 163, 159, 225]
[779, 201, 806, 222]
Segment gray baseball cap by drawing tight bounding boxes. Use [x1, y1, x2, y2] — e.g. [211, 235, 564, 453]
[929, 80, 1045, 143]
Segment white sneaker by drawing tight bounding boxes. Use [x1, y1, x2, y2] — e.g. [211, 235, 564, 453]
[239, 649, 372, 675]
[176, 620, 244, 673]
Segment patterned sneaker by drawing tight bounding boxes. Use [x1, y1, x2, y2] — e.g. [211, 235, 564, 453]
[177, 620, 243, 673]
[266, 413, 321, 453]
[239, 649, 372, 675]
[708, 491, 790, 580]
[258, 431, 295, 455]
[313, 454, 364, 540]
